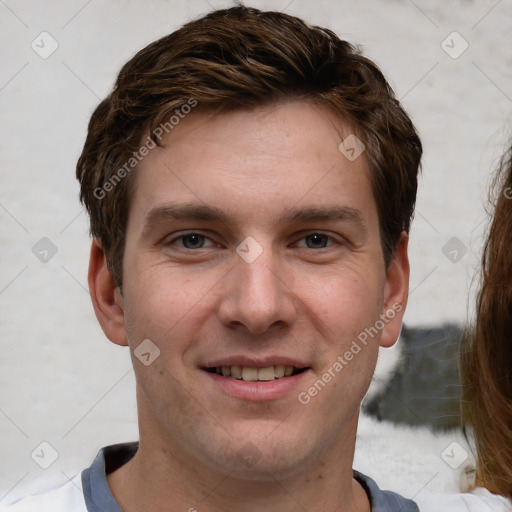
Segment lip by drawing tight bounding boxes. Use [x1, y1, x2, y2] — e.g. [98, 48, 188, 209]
[201, 367, 312, 402]
[202, 356, 309, 368]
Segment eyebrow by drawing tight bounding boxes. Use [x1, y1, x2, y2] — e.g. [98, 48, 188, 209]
[141, 202, 367, 235]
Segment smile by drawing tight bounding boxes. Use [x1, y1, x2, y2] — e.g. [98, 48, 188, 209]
[206, 365, 308, 381]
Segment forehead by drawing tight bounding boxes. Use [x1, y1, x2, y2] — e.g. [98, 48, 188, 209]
[128, 101, 377, 233]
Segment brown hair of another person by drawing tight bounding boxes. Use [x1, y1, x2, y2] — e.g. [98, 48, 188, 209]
[462, 144, 512, 498]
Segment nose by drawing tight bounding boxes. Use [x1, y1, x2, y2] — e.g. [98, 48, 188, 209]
[217, 244, 297, 335]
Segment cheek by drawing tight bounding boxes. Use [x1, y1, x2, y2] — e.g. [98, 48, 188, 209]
[297, 268, 385, 391]
[122, 264, 223, 377]
[123, 261, 200, 337]
[302, 268, 384, 338]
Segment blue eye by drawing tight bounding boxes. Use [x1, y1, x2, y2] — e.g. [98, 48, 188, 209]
[168, 233, 216, 249]
[181, 234, 205, 249]
[294, 233, 335, 249]
[303, 233, 331, 249]
[165, 232, 337, 251]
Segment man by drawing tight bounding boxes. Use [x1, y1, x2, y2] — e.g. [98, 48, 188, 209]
[3, 5, 422, 511]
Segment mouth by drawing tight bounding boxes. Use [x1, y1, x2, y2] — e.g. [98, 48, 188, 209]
[203, 365, 310, 381]
[201, 360, 312, 401]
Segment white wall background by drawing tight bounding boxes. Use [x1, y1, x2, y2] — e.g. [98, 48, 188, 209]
[1, 0, 511, 505]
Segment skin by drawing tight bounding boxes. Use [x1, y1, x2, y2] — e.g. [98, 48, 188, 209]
[89, 101, 409, 512]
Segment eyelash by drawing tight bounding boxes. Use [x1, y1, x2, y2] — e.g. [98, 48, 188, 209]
[165, 231, 340, 250]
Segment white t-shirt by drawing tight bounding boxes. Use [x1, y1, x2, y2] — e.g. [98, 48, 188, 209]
[10, 442, 510, 512]
[1, 473, 87, 512]
[417, 488, 512, 512]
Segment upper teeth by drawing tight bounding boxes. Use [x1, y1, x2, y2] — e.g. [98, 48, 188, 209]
[216, 365, 295, 381]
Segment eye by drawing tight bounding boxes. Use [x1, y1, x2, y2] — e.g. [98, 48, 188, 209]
[166, 232, 217, 250]
[296, 233, 336, 249]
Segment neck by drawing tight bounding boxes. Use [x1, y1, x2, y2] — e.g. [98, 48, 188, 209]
[107, 421, 369, 512]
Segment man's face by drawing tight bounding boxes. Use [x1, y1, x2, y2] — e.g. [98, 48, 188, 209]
[103, 101, 408, 479]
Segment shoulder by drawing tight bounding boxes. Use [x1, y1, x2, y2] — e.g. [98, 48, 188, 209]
[0, 443, 137, 512]
[0, 473, 87, 512]
[354, 470, 420, 512]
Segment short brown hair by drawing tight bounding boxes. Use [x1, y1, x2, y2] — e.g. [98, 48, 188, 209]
[76, 5, 422, 288]
[461, 145, 512, 498]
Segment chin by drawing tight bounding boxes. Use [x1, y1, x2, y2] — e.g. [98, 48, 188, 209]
[225, 452, 312, 482]
[200, 428, 316, 481]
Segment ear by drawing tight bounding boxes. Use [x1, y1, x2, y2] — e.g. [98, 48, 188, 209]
[380, 232, 409, 348]
[88, 238, 128, 347]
